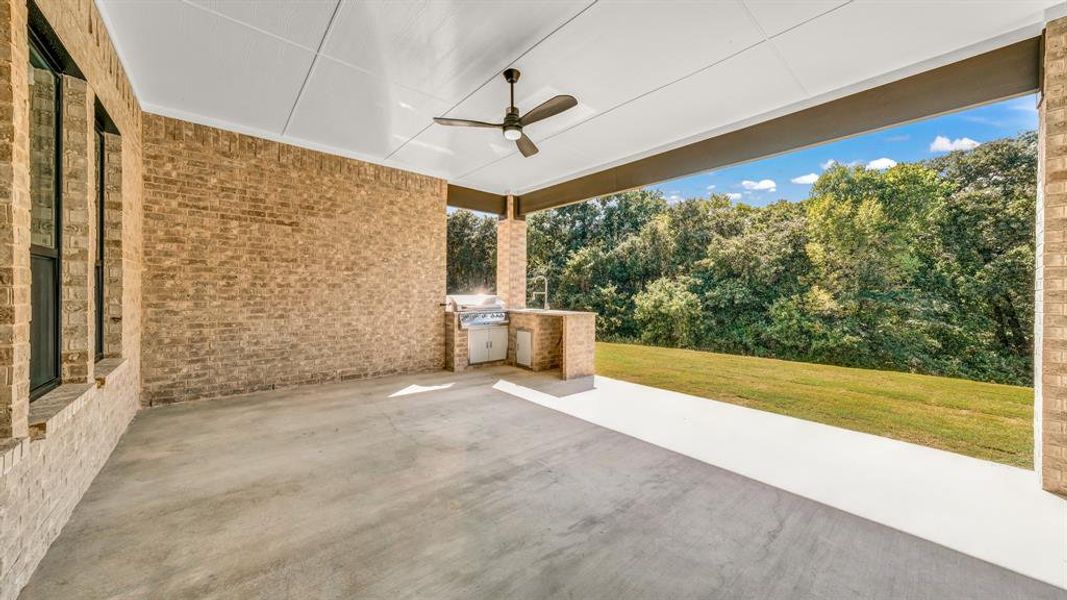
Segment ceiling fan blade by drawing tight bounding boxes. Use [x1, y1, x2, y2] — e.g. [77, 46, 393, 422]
[520, 95, 577, 126]
[516, 133, 539, 158]
[433, 117, 500, 128]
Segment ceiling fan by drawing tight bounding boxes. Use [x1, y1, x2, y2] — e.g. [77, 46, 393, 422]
[433, 68, 577, 158]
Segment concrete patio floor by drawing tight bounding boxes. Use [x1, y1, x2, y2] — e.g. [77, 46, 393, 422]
[20, 367, 1066, 599]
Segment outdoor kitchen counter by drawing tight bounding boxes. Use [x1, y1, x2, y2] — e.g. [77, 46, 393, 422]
[507, 308, 592, 316]
[506, 309, 596, 380]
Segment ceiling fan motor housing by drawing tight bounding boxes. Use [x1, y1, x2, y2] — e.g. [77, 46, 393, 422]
[503, 106, 522, 140]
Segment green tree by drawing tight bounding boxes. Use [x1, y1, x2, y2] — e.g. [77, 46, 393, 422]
[446, 209, 496, 293]
[528, 190, 667, 294]
[693, 200, 810, 355]
[634, 277, 702, 347]
[796, 163, 950, 369]
[447, 131, 1038, 385]
[924, 132, 1037, 381]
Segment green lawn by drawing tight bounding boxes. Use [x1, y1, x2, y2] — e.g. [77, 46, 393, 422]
[595, 342, 1034, 468]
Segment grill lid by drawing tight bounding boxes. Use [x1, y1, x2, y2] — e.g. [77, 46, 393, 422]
[446, 294, 505, 312]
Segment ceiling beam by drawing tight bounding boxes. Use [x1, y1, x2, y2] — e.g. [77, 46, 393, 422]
[447, 184, 507, 214]
[516, 36, 1041, 215]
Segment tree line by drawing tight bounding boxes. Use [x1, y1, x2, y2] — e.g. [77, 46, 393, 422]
[447, 131, 1036, 386]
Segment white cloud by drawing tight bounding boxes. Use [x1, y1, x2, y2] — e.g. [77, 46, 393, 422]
[726, 192, 742, 200]
[706, 184, 716, 191]
[929, 135, 980, 152]
[866, 157, 897, 170]
[741, 179, 777, 192]
[820, 159, 837, 170]
[791, 173, 819, 185]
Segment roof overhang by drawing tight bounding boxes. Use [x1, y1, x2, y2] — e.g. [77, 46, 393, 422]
[452, 35, 1041, 215]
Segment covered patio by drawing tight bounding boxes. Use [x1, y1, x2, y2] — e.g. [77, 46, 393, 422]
[2, 0, 1067, 598]
[18, 367, 1066, 599]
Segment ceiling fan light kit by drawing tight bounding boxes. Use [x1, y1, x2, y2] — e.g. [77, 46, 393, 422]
[433, 68, 578, 158]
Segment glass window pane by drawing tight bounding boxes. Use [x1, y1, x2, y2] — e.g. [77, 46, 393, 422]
[30, 255, 57, 391]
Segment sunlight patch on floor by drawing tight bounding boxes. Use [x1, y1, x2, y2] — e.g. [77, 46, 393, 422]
[388, 382, 455, 398]
[493, 374, 1067, 589]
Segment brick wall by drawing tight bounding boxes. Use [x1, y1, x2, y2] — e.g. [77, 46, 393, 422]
[0, 0, 144, 597]
[101, 132, 123, 357]
[0, 0, 33, 440]
[141, 114, 446, 405]
[505, 311, 595, 379]
[508, 313, 562, 371]
[1040, 16, 1067, 494]
[496, 196, 526, 309]
[561, 313, 596, 380]
[444, 312, 470, 371]
[59, 75, 93, 384]
[0, 363, 138, 596]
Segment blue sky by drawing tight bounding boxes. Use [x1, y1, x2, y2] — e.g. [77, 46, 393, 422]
[649, 94, 1039, 206]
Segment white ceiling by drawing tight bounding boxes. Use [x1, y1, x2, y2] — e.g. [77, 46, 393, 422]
[99, 0, 1062, 195]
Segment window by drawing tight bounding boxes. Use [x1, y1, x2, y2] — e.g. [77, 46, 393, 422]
[29, 33, 62, 399]
[94, 124, 104, 361]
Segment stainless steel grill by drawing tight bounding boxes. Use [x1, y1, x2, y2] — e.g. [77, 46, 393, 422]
[446, 294, 508, 329]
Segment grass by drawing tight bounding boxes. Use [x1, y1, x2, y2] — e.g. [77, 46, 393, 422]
[595, 342, 1034, 468]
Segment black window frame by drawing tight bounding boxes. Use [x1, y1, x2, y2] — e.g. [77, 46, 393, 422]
[28, 28, 63, 401]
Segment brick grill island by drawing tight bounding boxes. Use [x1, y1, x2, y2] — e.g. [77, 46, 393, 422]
[444, 295, 595, 380]
[507, 309, 596, 379]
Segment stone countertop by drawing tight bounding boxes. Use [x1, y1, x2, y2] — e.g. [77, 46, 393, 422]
[507, 308, 595, 317]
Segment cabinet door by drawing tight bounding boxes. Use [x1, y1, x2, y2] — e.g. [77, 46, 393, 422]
[468, 329, 489, 364]
[489, 327, 508, 361]
[516, 330, 532, 367]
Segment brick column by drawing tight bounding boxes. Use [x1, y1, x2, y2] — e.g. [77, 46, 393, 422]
[561, 313, 596, 380]
[59, 75, 93, 384]
[1039, 16, 1067, 494]
[101, 132, 123, 358]
[0, 0, 31, 438]
[496, 195, 526, 308]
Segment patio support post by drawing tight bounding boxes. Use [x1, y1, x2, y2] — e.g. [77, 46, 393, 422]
[0, 0, 31, 438]
[1038, 14, 1067, 494]
[496, 194, 526, 308]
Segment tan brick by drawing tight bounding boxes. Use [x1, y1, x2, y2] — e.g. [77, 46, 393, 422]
[1041, 16, 1067, 497]
[561, 313, 596, 380]
[0, 0, 143, 597]
[495, 195, 526, 309]
[507, 312, 563, 372]
[59, 75, 93, 385]
[140, 113, 446, 405]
